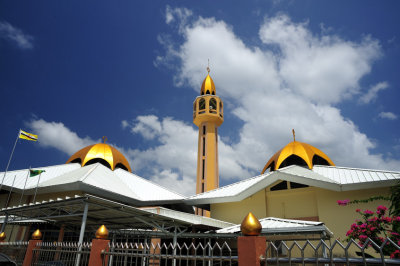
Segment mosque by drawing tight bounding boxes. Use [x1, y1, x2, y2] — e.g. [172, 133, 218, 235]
[0, 69, 398, 245]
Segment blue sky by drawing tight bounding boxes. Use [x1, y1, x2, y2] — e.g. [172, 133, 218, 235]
[1, 1, 399, 195]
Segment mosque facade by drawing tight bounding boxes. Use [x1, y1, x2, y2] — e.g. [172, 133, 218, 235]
[0, 69, 399, 247]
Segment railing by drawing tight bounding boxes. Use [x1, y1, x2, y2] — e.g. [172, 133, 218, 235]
[102, 241, 238, 266]
[0, 241, 29, 265]
[261, 238, 400, 265]
[31, 241, 91, 266]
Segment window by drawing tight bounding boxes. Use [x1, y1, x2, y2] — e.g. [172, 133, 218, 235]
[203, 126, 206, 135]
[199, 98, 206, 110]
[202, 137, 205, 156]
[202, 159, 205, 180]
[290, 182, 309, 189]
[270, 181, 287, 191]
[209, 98, 217, 113]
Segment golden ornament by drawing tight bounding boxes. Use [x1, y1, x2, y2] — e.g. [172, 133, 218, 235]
[240, 212, 262, 236]
[95, 225, 109, 239]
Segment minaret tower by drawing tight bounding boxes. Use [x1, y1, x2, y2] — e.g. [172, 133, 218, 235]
[193, 67, 223, 216]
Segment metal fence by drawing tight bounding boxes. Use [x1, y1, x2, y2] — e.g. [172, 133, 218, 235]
[103, 241, 238, 266]
[261, 237, 400, 265]
[0, 241, 29, 265]
[31, 241, 91, 266]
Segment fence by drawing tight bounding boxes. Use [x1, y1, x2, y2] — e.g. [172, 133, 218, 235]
[31, 241, 91, 266]
[1, 237, 400, 266]
[261, 237, 400, 265]
[103, 241, 238, 266]
[0, 241, 28, 265]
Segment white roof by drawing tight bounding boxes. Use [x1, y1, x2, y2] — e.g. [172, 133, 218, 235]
[141, 206, 234, 229]
[0, 163, 183, 204]
[217, 217, 333, 236]
[186, 165, 400, 204]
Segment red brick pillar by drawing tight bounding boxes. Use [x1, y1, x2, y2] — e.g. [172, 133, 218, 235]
[88, 238, 110, 266]
[22, 239, 42, 266]
[237, 236, 266, 266]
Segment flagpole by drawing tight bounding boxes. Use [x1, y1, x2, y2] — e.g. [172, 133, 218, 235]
[0, 129, 20, 192]
[18, 167, 30, 206]
[32, 171, 42, 204]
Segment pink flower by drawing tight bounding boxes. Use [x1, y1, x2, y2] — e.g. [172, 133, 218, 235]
[359, 235, 368, 241]
[356, 208, 361, 212]
[337, 199, 350, 206]
[394, 216, 400, 222]
[363, 210, 374, 215]
[391, 250, 400, 259]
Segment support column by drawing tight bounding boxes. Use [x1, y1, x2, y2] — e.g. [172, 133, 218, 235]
[75, 202, 89, 266]
[237, 236, 266, 266]
[88, 238, 110, 266]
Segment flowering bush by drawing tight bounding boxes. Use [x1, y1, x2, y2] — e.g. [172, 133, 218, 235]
[344, 205, 400, 258]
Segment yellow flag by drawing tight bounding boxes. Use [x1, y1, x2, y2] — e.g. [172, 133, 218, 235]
[19, 130, 38, 141]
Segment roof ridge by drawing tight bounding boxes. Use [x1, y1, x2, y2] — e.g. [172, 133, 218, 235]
[0, 163, 80, 174]
[314, 165, 400, 174]
[188, 171, 272, 198]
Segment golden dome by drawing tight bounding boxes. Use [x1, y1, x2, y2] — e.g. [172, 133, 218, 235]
[66, 143, 132, 172]
[200, 74, 216, 95]
[261, 136, 334, 173]
[32, 229, 42, 240]
[95, 224, 109, 239]
[0, 232, 6, 241]
[240, 212, 262, 236]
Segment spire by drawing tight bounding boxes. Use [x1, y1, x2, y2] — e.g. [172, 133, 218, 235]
[292, 129, 296, 142]
[200, 62, 216, 96]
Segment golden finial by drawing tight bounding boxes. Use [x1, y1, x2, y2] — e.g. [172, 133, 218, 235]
[95, 224, 109, 239]
[102, 136, 108, 143]
[32, 229, 42, 240]
[0, 232, 6, 241]
[207, 59, 210, 74]
[240, 212, 262, 236]
[292, 129, 296, 142]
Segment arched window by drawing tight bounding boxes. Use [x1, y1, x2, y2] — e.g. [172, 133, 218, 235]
[219, 101, 223, 117]
[199, 98, 206, 110]
[69, 158, 82, 165]
[85, 158, 112, 170]
[115, 163, 129, 171]
[206, 90, 210, 95]
[279, 155, 308, 169]
[312, 155, 330, 166]
[209, 98, 217, 113]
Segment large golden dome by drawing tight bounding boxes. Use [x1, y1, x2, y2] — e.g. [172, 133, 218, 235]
[261, 133, 334, 173]
[66, 143, 132, 172]
[200, 74, 216, 95]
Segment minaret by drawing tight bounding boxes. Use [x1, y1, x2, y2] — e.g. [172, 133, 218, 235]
[193, 67, 223, 217]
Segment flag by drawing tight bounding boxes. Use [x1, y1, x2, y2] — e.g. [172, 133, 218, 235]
[30, 169, 45, 177]
[19, 130, 38, 141]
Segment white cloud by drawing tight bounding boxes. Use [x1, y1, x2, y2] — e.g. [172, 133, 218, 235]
[0, 21, 33, 49]
[27, 119, 97, 155]
[154, 8, 400, 173]
[359, 82, 389, 104]
[379, 112, 397, 120]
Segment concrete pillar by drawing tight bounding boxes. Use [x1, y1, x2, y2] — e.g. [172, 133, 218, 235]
[22, 239, 42, 266]
[88, 238, 110, 266]
[237, 236, 266, 266]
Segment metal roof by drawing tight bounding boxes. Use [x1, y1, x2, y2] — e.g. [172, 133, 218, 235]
[1, 194, 233, 233]
[186, 165, 400, 204]
[0, 163, 184, 204]
[217, 217, 333, 238]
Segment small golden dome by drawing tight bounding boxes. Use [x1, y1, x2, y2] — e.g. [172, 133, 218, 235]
[95, 225, 109, 239]
[262, 137, 334, 173]
[66, 143, 132, 172]
[200, 74, 216, 96]
[0, 232, 6, 241]
[240, 212, 262, 236]
[32, 229, 42, 240]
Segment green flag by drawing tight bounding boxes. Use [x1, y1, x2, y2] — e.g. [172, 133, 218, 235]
[29, 169, 45, 177]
